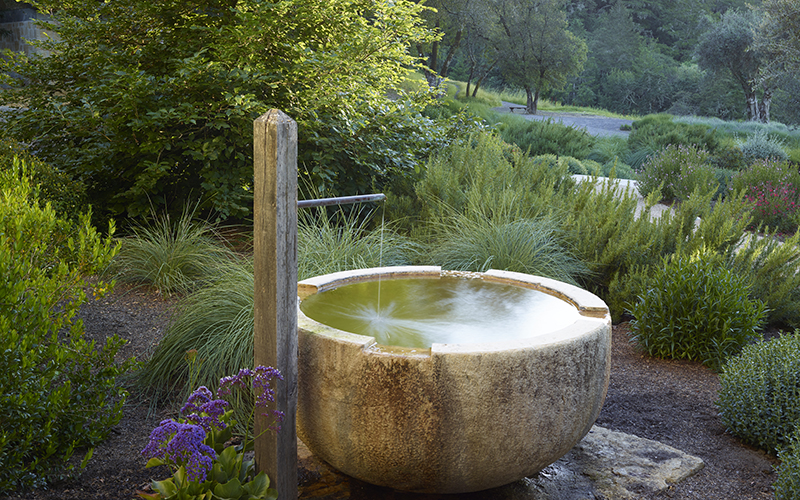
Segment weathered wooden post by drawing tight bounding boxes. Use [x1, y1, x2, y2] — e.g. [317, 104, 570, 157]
[253, 109, 298, 499]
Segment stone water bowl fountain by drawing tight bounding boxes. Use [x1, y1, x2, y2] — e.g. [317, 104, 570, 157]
[296, 266, 611, 494]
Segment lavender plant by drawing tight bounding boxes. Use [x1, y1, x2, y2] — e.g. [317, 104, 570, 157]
[138, 366, 283, 500]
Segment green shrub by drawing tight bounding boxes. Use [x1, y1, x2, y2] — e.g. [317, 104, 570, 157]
[731, 159, 800, 234]
[717, 333, 800, 455]
[561, 156, 588, 175]
[629, 248, 766, 370]
[710, 144, 748, 171]
[739, 129, 790, 164]
[636, 145, 717, 202]
[111, 207, 238, 296]
[628, 114, 722, 158]
[775, 426, 800, 499]
[727, 231, 800, 328]
[496, 115, 595, 158]
[415, 131, 574, 223]
[599, 159, 635, 179]
[0, 140, 87, 220]
[1, 0, 436, 221]
[0, 158, 130, 493]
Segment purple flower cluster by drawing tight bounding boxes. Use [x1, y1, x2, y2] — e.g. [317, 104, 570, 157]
[219, 366, 285, 431]
[141, 419, 216, 482]
[180, 386, 229, 433]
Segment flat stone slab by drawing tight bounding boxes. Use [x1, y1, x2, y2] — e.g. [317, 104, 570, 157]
[297, 425, 704, 499]
[514, 426, 705, 500]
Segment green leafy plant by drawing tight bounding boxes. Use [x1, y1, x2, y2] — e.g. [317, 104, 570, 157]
[627, 114, 722, 159]
[138, 366, 283, 500]
[636, 144, 717, 203]
[111, 206, 238, 296]
[629, 248, 767, 370]
[1, 0, 436, 221]
[726, 230, 800, 328]
[0, 139, 87, 220]
[0, 157, 131, 493]
[717, 333, 800, 454]
[496, 115, 596, 159]
[775, 426, 800, 500]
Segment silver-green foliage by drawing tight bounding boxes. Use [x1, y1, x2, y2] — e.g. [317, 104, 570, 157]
[738, 129, 790, 164]
[717, 333, 800, 455]
[629, 249, 767, 370]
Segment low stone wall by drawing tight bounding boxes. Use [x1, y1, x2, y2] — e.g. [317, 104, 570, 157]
[0, 6, 52, 56]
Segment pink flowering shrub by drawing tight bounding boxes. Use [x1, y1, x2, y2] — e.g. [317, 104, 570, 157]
[636, 145, 717, 203]
[731, 159, 800, 234]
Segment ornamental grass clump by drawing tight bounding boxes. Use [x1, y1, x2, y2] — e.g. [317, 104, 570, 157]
[111, 206, 237, 296]
[717, 333, 800, 455]
[629, 248, 766, 370]
[139, 366, 283, 500]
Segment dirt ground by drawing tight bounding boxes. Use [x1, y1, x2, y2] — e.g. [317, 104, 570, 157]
[5, 284, 779, 500]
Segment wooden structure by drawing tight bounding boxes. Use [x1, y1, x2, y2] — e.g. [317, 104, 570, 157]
[253, 109, 298, 500]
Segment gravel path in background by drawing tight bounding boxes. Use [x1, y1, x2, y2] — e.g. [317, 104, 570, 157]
[497, 101, 633, 138]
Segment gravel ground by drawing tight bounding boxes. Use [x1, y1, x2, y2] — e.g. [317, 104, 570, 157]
[5, 285, 780, 500]
[497, 102, 633, 138]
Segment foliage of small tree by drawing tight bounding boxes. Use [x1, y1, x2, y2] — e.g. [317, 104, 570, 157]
[487, 0, 587, 114]
[754, 0, 800, 82]
[697, 9, 772, 123]
[0, 0, 437, 222]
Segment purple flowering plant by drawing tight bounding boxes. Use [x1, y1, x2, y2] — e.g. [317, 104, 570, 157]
[137, 365, 284, 500]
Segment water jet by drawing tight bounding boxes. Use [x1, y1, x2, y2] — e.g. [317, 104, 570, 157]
[296, 266, 611, 494]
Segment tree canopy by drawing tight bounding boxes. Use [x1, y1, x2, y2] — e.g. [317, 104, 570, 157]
[488, 0, 587, 114]
[697, 9, 771, 122]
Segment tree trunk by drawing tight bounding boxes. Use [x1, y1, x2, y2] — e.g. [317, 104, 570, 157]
[525, 87, 539, 114]
[439, 29, 463, 79]
[746, 91, 760, 122]
[472, 59, 498, 97]
[465, 62, 475, 98]
[759, 88, 772, 123]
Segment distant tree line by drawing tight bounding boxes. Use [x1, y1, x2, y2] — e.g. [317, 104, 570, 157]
[429, 0, 800, 124]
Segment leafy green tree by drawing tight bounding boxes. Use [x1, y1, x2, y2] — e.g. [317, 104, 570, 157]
[0, 0, 436, 221]
[754, 0, 800, 81]
[415, 0, 473, 88]
[489, 0, 587, 114]
[697, 9, 772, 122]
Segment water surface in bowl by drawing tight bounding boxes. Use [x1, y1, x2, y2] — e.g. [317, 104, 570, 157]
[300, 276, 579, 348]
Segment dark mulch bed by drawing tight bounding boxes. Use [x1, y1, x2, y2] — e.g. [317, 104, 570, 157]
[6, 285, 778, 499]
